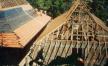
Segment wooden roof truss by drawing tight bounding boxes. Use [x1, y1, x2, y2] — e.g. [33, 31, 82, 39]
[20, 0, 108, 66]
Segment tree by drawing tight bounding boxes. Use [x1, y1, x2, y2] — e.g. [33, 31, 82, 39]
[27, 0, 108, 26]
[27, 0, 72, 18]
[88, 0, 108, 26]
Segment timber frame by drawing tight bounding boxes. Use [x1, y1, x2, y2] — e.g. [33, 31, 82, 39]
[19, 0, 108, 66]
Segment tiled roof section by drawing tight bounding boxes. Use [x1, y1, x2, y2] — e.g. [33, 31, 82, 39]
[0, 33, 21, 48]
[0, 0, 27, 9]
[0, 2, 51, 48]
[0, 11, 51, 48]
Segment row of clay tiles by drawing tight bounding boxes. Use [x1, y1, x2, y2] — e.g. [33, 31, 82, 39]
[0, 0, 27, 8]
[0, 33, 21, 47]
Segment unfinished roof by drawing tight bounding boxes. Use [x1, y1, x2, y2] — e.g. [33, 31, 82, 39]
[0, 0, 51, 48]
[36, 0, 108, 42]
[22, 0, 108, 66]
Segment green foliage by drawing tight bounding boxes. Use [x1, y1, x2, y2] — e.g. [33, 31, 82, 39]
[27, 0, 108, 26]
[88, 0, 108, 25]
[27, 0, 72, 18]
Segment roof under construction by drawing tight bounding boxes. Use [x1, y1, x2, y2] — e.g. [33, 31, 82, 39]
[0, 0, 51, 48]
[0, 0, 108, 66]
[19, 0, 108, 66]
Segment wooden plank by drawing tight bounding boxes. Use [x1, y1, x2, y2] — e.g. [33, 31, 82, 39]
[14, 13, 51, 48]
